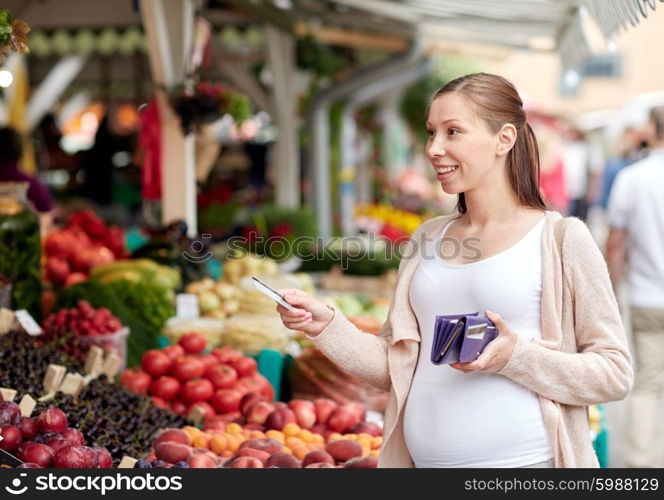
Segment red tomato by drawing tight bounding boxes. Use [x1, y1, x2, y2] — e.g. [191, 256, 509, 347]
[149, 376, 181, 401]
[171, 356, 205, 382]
[119, 369, 151, 395]
[178, 333, 207, 354]
[230, 356, 257, 377]
[170, 400, 187, 416]
[186, 401, 215, 421]
[198, 354, 219, 371]
[209, 389, 243, 414]
[204, 364, 238, 389]
[141, 350, 172, 377]
[151, 396, 169, 410]
[211, 346, 243, 364]
[180, 379, 214, 404]
[162, 344, 185, 362]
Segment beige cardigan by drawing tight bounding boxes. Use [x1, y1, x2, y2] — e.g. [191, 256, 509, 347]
[311, 211, 633, 468]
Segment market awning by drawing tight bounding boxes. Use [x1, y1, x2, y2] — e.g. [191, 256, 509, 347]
[318, 0, 662, 70]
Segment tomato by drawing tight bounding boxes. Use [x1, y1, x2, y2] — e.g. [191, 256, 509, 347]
[162, 344, 185, 362]
[198, 354, 219, 371]
[178, 332, 207, 354]
[230, 356, 257, 377]
[186, 401, 215, 421]
[119, 369, 151, 395]
[141, 350, 172, 377]
[209, 389, 243, 414]
[180, 379, 214, 404]
[204, 364, 238, 389]
[151, 396, 169, 410]
[149, 376, 181, 401]
[171, 356, 205, 382]
[211, 346, 243, 364]
[170, 400, 187, 416]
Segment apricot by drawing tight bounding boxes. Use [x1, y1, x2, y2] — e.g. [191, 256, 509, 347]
[282, 423, 301, 437]
[182, 426, 202, 440]
[225, 422, 244, 434]
[265, 430, 285, 443]
[192, 433, 211, 449]
[265, 452, 301, 468]
[209, 434, 228, 455]
[302, 450, 335, 467]
[325, 439, 362, 463]
[292, 447, 310, 461]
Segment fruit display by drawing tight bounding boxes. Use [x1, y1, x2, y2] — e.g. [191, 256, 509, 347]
[120, 334, 274, 418]
[41, 301, 128, 369]
[33, 378, 187, 466]
[162, 317, 226, 348]
[55, 280, 176, 367]
[290, 347, 389, 412]
[223, 314, 292, 355]
[184, 278, 241, 320]
[138, 395, 381, 468]
[0, 399, 113, 468]
[44, 211, 125, 288]
[89, 258, 181, 294]
[220, 252, 279, 286]
[354, 203, 425, 238]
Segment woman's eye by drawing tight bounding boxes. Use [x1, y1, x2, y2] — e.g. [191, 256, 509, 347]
[448, 128, 459, 136]
[426, 129, 436, 137]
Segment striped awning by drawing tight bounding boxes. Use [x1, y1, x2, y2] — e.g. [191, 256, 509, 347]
[325, 0, 662, 70]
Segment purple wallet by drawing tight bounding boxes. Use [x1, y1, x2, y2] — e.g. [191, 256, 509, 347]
[430, 313, 497, 365]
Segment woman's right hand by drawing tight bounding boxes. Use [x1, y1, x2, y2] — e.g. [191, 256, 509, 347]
[276, 288, 334, 337]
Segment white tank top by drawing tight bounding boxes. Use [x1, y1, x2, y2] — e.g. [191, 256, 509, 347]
[404, 216, 552, 467]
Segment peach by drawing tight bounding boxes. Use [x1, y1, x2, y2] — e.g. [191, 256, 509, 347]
[203, 416, 227, 433]
[265, 408, 296, 431]
[313, 398, 337, 425]
[226, 456, 264, 468]
[246, 401, 275, 425]
[293, 403, 316, 429]
[325, 439, 362, 463]
[344, 455, 378, 468]
[273, 401, 289, 412]
[327, 407, 358, 433]
[155, 428, 191, 447]
[343, 402, 366, 423]
[237, 447, 271, 465]
[243, 423, 266, 433]
[310, 424, 326, 436]
[154, 442, 193, 464]
[305, 462, 336, 468]
[240, 392, 265, 416]
[349, 421, 382, 437]
[302, 450, 335, 467]
[240, 437, 283, 455]
[188, 453, 216, 468]
[265, 452, 301, 468]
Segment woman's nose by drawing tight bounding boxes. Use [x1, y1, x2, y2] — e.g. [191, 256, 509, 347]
[427, 136, 446, 157]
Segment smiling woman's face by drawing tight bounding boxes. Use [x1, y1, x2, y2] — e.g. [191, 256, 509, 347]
[425, 92, 501, 195]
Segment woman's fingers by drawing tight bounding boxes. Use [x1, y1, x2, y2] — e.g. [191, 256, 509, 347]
[276, 303, 310, 318]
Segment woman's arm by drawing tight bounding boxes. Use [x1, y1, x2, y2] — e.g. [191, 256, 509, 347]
[497, 218, 633, 406]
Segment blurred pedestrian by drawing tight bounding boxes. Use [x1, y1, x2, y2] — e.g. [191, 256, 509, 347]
[0, 126, 53, 212]
[561, 127, 602, 220]
[606, 106, 664, 468]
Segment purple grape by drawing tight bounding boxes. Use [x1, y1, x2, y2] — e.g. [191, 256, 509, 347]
[135, 459, 152, 468]
[172, 461, 190, 468]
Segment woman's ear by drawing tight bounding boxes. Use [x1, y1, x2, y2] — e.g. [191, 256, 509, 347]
[496, 123, 517, 156]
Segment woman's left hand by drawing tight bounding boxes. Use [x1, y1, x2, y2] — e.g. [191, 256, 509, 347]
[450, 311, 518, 374]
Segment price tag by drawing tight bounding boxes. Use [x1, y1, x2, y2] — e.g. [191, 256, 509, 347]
[176, 294, 199, 319]
[14, 310, 43, 336]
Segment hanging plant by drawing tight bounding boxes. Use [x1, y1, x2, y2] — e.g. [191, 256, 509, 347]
[168, 80, 252, 135]
[0, 8, 30, 63]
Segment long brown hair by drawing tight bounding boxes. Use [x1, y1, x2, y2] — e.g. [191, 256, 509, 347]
[430, 73, 547, 214]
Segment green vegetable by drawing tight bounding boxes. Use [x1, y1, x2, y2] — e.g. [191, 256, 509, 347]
[0, 194, 42, 320]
